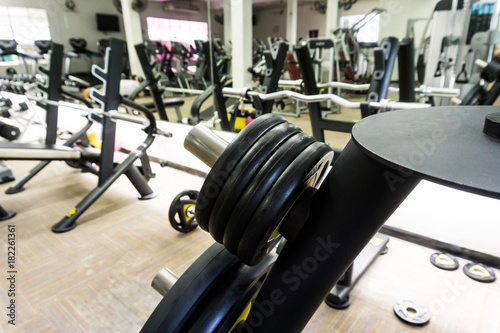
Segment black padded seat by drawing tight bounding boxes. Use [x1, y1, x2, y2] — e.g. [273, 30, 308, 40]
[0, 143, 81, 160]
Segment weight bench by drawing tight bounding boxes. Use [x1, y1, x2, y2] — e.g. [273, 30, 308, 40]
[143, 98, 184, 122]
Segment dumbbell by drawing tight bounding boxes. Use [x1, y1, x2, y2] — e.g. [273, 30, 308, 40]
[0, 122, 20, 140]
[185, 113, 334, 266]
[0, 102, 28, 118]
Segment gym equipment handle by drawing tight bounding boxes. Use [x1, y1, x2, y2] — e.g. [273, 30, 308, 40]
[152, 267, 179, 297]
[278, 80, 460, 97]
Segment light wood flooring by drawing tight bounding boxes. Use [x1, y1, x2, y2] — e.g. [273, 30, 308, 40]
[0, 158, 499, 332]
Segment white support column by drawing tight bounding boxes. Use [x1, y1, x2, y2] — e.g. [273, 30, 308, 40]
[120, 0, 144, 77]
[230, 0, 252, 88]
[223, 0, 232, 45]
[326, 0, 339, 36]
[286, 0, 298, 47]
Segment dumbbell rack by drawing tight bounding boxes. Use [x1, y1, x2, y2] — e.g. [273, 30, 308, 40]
[5, 43, 67, 194]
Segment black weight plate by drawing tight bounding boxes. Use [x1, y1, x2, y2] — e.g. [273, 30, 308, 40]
[460, 84, 485, 105]
[195, 114, 287, 232]
[223, 132, 316, 255]
[238, 143, 334, 266]
[430, 252, 459, 271]
[463, 262, 496, 283]
[481, 57, 500, 82]
[393, 300, 430, 326]
[208, 122, 301, 242]
[140, 243, 241, 333]
[169, 190, 199, 233]
[182, 253, 277, 333]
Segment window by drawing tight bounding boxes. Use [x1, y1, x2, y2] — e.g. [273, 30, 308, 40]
[147, 17, 208, 47]
[340, 14, 380, 44]
[0, 7, 51, 45]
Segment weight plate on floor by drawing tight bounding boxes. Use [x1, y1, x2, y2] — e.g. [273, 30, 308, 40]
[223, 132, 316, 256]
[463, 262, 496, 283]
[208, 122, 301, 243]
[169, 190, 199, 233]
[195, 114, 287, 232]
[393, 300, 430, 326]
[430, 252, 459, 271]
[237, 142, 334, 266]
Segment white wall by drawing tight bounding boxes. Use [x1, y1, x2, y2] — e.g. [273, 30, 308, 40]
[253, 0, 381, 44]
[253, 0, 439, 43]
[379, 0, 438, 42]
[140, 1, 223, 41]
[253, 7, 288, 43]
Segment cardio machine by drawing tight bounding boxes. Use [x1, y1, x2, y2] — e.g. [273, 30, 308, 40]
[65, 38, 103, 88]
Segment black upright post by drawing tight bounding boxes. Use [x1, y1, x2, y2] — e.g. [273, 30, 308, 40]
[37, 43, 63, 145]
[5, 43, 64, 194]
[91, 38, 123, 186]
[398, 38, 416, 102]
[294, 41, 324, 141]
[135, 43, 168, 121]
[202, 41, 231, 131]
[259, 42, 289, 115]
[366, 37, 400, 105]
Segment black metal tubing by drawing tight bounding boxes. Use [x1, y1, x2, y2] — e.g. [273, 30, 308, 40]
[37, 42, 63, 145]
[259, 42, 289, 114]
[91, 38, 123, 186]
[244, 140, 420, 332]
[202, 41, 231, 131]
[294, 40, 328, 142]
[366, 37, 400, 105]
[134, 43, 168, 121]
[190, 85, 215, 125]
[380, 225, 500, 269]
[294, 42, 356, 142]
[60, 88, 93, 109]
[398, 38, 416, 102]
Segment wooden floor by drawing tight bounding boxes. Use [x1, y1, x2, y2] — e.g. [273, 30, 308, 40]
[0, 158, 499, 332]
